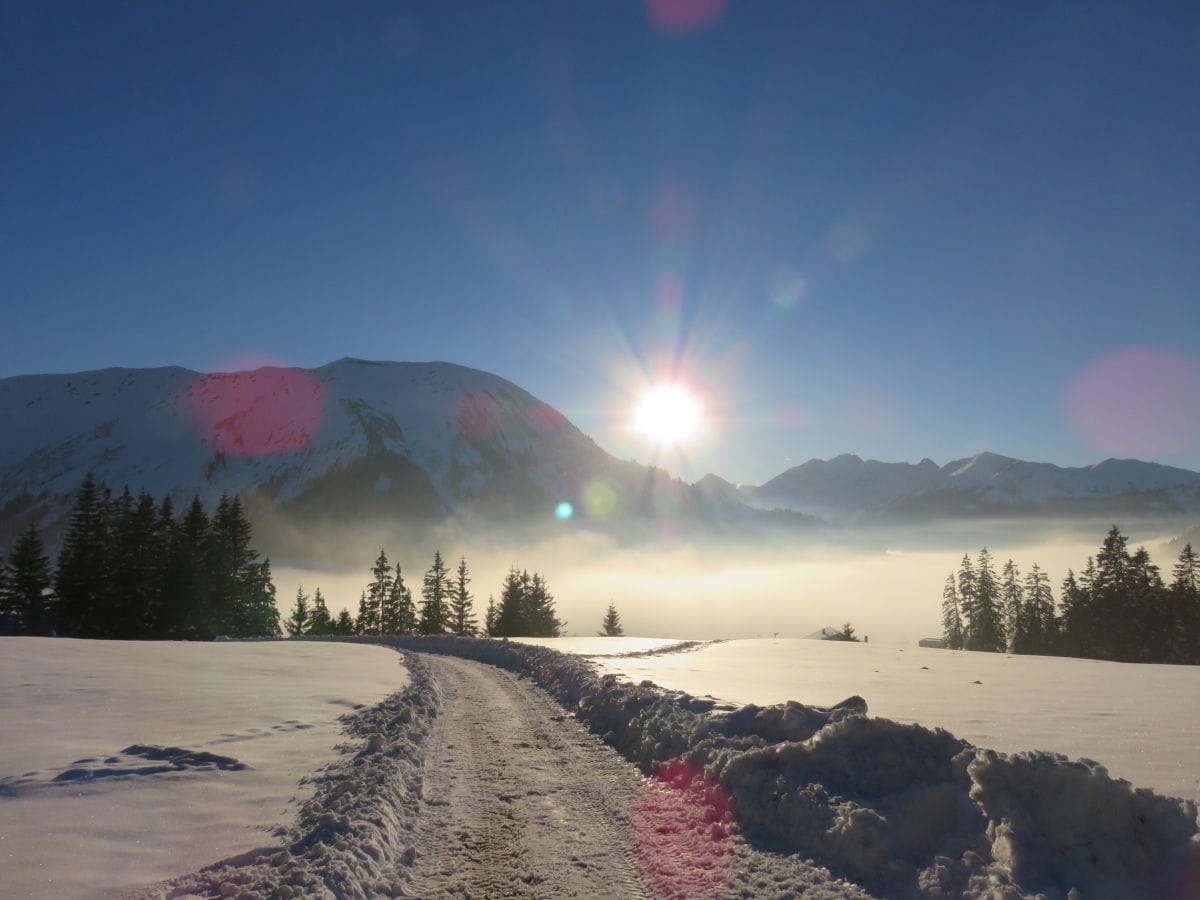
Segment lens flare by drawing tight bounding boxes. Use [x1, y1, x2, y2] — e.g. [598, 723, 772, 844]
[185, 365, 324, 456]
[1065, 346, 1200, 456]
[555, 501, 574, 520]
[634, 383, 702, 445]
[631, 759, 734, 897]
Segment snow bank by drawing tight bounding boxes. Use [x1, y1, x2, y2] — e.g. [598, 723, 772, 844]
[353, 636, 1198, 899]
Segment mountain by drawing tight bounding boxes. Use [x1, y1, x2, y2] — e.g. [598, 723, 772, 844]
[0, 359, 813, 559]
[717, 451, 1200, 523]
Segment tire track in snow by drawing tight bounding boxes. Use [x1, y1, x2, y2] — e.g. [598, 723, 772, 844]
[410, 655, 651, 898]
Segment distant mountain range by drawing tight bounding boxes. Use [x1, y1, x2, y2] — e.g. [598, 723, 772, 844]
[2, 359, 1197, 559]
[697, 452, 1200, 523]
[0, 359, 806, 558]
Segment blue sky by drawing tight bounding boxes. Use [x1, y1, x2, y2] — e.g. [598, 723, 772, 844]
[4, 1, 1199, 482]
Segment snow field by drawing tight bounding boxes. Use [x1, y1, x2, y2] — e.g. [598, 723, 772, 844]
[0, 638, 407, 898]
[583, 638, 1200, 803]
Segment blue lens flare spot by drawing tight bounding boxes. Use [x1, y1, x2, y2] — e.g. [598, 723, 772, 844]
[555, 501, 574, 520]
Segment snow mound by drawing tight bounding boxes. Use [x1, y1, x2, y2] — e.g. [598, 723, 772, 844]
[357, 636, 1199, 899]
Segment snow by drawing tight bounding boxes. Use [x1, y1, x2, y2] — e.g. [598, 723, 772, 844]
[579, 638, 1200, 803]
[0, 637, 407, 898]
[4, 634, 1198, 898]
[512, 635, 687, 655]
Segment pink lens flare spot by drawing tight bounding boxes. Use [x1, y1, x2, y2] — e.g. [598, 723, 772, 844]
[530, 401, 566, 432]
[645, 0, 728, 33]
[187, 367, 325, 456]
[631, 758, 735, 899]
[457, 393, 500, 442]
[1065, 346, 1200, 457]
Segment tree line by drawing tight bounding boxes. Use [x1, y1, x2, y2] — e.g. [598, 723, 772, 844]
[284, 549, 565, 639]
[0, 474, 279, 639]
[941, 526, 1199, 664]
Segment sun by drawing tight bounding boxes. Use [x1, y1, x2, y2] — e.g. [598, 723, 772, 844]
[633, 383, 703, 445]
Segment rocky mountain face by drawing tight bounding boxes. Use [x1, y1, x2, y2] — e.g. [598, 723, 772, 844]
[707, 451, 1200, 523]
[0, 359, 801, 558]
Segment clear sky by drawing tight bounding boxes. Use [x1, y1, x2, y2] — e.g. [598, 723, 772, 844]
[4, 1, 1199, 483]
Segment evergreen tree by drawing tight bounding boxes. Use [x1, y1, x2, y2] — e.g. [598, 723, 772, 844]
[1058, 568, 1089, 657]
[525, 572, 563, 636]
[970, 549, 1005, 652]
[54, 473, 112, 636]
[419, 551, 451, 635]
[1001, 559, 1027, 653]
[1128, 545, 1168, 663]
[599, 602, 624, 637]
[308, 588, 333, 635]
[363, 550, 392, 635]
[448, 556, 477, 637]
[285, 587, 311, 636]
[493, 568, 527, 637]
[242, 558, 281, 637]
[381, 565, 417, 635]
[1170, 544, 1200, 663]
[957, 554, 977, 649]
[334, 608, 356, 635]
[166, 496, 211, 639]
[484, 594, 498, 637]
[829, 621, 859, 642]
[940, 572, 963, 650]
[107, 489, 161, 637]
[355, 590, 371, 635]
[0, 521, 54, 635]
[1023, 563, 1056, 653]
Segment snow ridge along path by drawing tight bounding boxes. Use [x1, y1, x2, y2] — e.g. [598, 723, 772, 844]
[140, 637, 1199, 899]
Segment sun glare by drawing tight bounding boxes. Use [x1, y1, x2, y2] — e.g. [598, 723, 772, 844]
[634, 383, 702, 445]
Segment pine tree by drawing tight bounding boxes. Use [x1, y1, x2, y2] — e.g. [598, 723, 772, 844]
[1001, 559, 1027, 653]
[286, 587, 311, 636]
[493, 569, 526, 637]
[356, 590, 371, 635]
[957, 554, 977, 649]
[0, 521, 54, 635]
[448, 556, 477, 637]
[1023, 563, 1056, 653]
[1128, 545, 1169, 663]
[1170, 544, 1200, 663]
[108, 489, 161, 637]
[308, 588, 333, 635]
[363, 550, 392, 635]
[419, 551, 451, 635]
[54, 473, 112, 636]
[381, 565, 416, 635]
[599, 602, 624, 637]
[243, 558, 281, 637]
[484, 594, 498, 637]
[167, 496, 211, 639]
[940, 573, 963, 650]
[525, 572, 563, 637]
[970, 549, 1004, 652]
[334, 608, 356, 635]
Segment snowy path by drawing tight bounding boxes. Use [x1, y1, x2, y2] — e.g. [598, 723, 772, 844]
[410, 655, 651, 898]
[408, 654, 872, 900]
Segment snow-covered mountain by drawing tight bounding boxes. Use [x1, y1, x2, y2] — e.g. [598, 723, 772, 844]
[0, 359, 803, 555]
[713, 451, 1200, 523]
